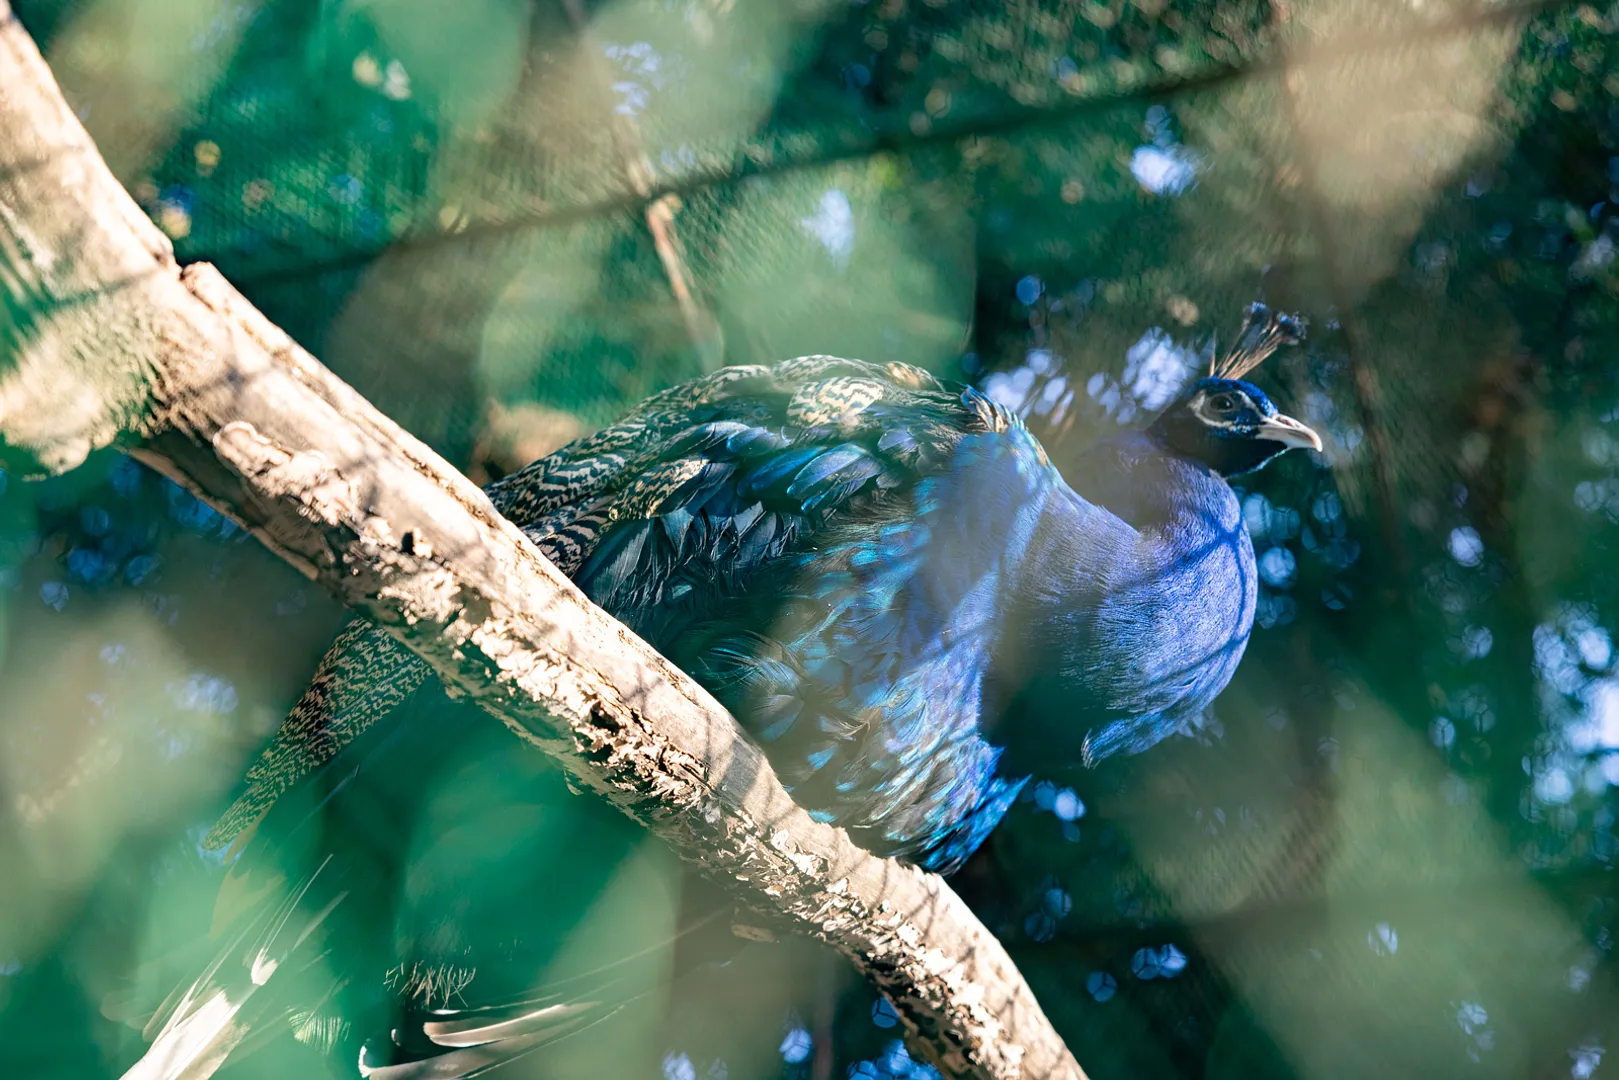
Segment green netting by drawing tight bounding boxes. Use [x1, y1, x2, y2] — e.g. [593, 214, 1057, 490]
[7, 0, 1619, 1077]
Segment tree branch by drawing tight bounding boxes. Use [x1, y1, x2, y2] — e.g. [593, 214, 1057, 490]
[0, 7, 1083, 1079]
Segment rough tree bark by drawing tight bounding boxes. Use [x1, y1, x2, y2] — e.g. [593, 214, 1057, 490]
[0, 7, 1085, 1080]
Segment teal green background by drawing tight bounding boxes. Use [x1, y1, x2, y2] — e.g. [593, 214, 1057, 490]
[4, 0, 1619, 1077]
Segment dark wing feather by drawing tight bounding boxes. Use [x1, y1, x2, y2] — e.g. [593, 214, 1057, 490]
[204, 621, 426, 853]
[200, 356, 962, 854]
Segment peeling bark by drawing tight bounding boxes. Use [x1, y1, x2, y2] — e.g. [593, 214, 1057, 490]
[0, 7, 1085, 1078]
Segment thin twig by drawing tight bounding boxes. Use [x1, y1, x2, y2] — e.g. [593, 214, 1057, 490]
[557, 0, 720, 363]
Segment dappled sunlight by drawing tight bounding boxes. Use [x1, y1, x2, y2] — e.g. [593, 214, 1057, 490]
[1282, 24, 1526, 304]
[696, 158, 976, 370]
[575, 0, 843, 171]
[42, 0, 253, 180]
[0, 602, 239, 957]
[1127, 691, 1581, 1079]
[357, 0, 527, 135]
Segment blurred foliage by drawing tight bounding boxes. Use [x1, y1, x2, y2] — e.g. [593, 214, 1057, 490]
[6, 0, 1619, 1077]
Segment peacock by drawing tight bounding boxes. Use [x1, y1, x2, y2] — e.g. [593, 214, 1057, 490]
[114, 304, 1320, 1080]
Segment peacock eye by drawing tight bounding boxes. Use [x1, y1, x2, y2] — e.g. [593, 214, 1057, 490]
[1209, 393, 1236, 412]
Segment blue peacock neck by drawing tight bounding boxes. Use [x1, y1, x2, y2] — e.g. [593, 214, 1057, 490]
[987, 427, 1256, 773]
[1075, 428, 1242, 532]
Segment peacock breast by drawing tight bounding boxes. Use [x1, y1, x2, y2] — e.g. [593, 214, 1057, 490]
[1074, 477, 1258, 762]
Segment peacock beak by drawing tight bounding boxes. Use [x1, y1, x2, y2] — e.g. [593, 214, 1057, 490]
[1255, 413, 1323, 453]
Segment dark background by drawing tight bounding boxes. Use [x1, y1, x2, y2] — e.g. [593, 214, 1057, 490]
[2, 0, 1617, 1077]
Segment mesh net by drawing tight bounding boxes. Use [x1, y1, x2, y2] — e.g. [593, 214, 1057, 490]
[7, 0, 1619, 1077]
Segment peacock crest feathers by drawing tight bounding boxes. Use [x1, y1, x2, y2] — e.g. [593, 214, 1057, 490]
[1208, 302, 1307, 382]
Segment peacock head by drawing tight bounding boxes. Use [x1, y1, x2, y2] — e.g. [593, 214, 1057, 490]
[1144, 303, 1321, 478]
[1148, 376, 1321, 478]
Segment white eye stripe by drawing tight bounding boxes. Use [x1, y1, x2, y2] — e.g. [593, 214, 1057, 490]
[1192, 389, 1253, 427]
